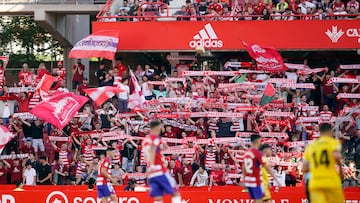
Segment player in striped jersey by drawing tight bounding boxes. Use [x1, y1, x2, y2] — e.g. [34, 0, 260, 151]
[143, 121, 182, 203]
[96, 147, 118, 203]
[243, 134, 280, 203]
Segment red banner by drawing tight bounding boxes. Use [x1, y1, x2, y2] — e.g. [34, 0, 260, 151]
[93, 20, 360, 51]
[243, 41, 287, 72]
[0, 186, 359, 203]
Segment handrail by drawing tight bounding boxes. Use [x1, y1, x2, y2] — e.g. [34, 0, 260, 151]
[96, 0, 112, 19]
[137, 2, 169, 17]
[96, 0, 360, 21]
[1, 0, 99, 4]
[97, 13, 360, 21]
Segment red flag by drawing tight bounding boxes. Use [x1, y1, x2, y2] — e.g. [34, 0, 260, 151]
[0, 126, 15, 154]
[243, 41, 287, 72]
[260, 83, 276, 106]
[30, 93, 88, 129]
[36, 74, 56, 97]
[83, 86, 125, 106]
[128, 70, 145, 109]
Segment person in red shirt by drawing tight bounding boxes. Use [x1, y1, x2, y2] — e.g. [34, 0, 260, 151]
[332, 0, 345, 11]
[69, 117, 83, 136]
[321, 73, 336, 110]
[54, 61, 66, 80]
[72, 59, 85, 89]
[77, 79, 89, 96]
[164, 125, 177, 138]
[0, 160, 8, 184]
[18, 63, 30, 83]
[220, 145, 235, 165]
[252, 0, 265, 14]
[180, 159, 193, 186]
[168, 159, 183, 185]
[210, 164, 224, 186]
[21, 140, 35, 154]
[53, 159, 69, 185]
[14, 92, 33, 112]
[113, 57, 127, 79]
[37, 63, 49, 80]
[208, 0, 223, 13]
[9, 158, 23, 184]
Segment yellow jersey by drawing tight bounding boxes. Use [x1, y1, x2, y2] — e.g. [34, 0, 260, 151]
[304, 136, 342, 190]
[261, 157, 269, 187]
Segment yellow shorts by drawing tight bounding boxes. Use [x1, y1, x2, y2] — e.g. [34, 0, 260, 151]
[309, 188, 344, 203]
[262, 185, 271, 201]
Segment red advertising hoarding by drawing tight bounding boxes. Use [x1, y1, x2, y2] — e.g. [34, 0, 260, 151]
[0, 186, 359, 203]
[92, 20, 360, 51]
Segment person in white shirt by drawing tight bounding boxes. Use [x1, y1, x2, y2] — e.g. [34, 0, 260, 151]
[273, 166, 286, 187]
[141, 75, 153, 100]
[190, 166, 209, 187]
[23, 163, 36, 186]
[298, 0, 316, 14]
[117, 78, 130, 113]
[57, 80, 69, 93]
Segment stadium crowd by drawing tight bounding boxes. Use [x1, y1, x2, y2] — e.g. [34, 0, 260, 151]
[0, 56, 359, 190]
[105, 0, 360, 21]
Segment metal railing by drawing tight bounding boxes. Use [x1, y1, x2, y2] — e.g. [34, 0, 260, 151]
[1, 0, 105, 4]
[97, 12, 360, 22]
[96, 0, 360, 21]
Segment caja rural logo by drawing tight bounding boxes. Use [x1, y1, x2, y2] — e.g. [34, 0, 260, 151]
[189, 23, 223, 48]
[325, 25, 360, 43]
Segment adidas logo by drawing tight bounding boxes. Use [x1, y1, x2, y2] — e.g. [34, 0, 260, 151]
[325, 25, 344, 43]
[189, 23, 223, 48]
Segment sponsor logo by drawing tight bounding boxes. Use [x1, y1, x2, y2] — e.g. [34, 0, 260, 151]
[189, 23, 223, 48]
[46, 191, 69, 203]
[326, 25, 360, 43]
[46, 191, 142, 203]
[208, 199, 290, 203]
[0, 195, 15, 203]
[325, 26, 344, 43]
[74, 197, 140, 203]
[346, 28, 360, 43]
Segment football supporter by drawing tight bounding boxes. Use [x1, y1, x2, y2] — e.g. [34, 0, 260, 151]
[72, 59, 85, 89]
[243, 134, 280, 202]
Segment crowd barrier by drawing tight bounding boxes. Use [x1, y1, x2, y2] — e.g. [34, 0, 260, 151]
[0, 185, 359, 203]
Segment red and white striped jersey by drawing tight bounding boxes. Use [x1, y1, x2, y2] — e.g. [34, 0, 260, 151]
[309, 130, 320, 140]
[133, 174, 146, 186]
[208, 119, 219, 132]
[76, 161, 87, 176]
[319, 111, 332, 123]
[57, 149, 70, 166]
[183, 153, 194, 164]
[205, 150, 217, 169]
[139, 146, 147, 166]
[112, 150, 121, 165]
[97, 157, 112, 185]
[297, 103, 309, 116]
[82, 145, 94, 163]
[56, 68, 66, 79]
[142, 134, 167, 178]
[234, 152, 244, 172]
[29, 94, 41, 110]
[243, 148, 265, 187]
